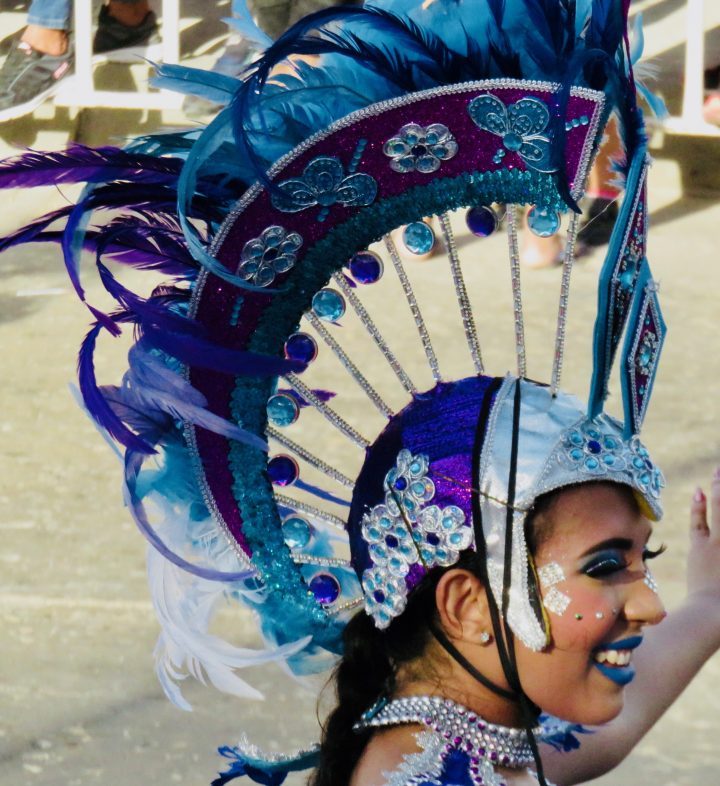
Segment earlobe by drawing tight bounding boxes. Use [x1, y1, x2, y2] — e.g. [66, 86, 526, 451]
[435, 569, 492, 642]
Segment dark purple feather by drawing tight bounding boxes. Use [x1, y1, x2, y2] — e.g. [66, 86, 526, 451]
[0, 144, 182, 189]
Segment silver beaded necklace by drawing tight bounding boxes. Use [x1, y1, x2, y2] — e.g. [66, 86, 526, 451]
[356, 695, 539, 771]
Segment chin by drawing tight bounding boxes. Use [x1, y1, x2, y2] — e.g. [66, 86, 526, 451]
[534, 689, 626, 727]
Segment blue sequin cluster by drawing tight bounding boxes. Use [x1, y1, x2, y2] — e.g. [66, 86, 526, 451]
[361, 450, 473, 628]
[562, 420, 663, 498]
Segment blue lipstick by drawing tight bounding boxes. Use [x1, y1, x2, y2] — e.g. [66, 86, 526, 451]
[592, 636, 643, 686]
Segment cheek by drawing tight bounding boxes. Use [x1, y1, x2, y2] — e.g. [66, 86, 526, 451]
[550, 584, 619, 651]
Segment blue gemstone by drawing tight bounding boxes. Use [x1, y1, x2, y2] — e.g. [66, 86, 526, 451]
[585, 457, 599, 470]
[402, 221, 435, 255]
[267, 393, 299, 427]
[282, 516, 312, 549]
[349, 251, 384, 284]
[570, 431, 584, 446]
[394, 477, 408, 491]
[503, 132, 523, 152]
[604, 437, 617, 449]
[603, 454, 616, 465]
[587, 439, 602, 454]
[426, 533, 440, 546]
[570, 448, 584, 461]
[373, 589, 386, 604]
[638, 345, 652, 368]
[284, 332, 318, 365]
[267, 455, 299, 486]
[309, 573, 341, 605]
[527, 206, 561, 237]
[465, 206, 498, 238]
[385, 535, 399, 548]
[312, 289, 346, 321]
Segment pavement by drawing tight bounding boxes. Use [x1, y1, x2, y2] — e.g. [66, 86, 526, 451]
[1, 2, 720, 786]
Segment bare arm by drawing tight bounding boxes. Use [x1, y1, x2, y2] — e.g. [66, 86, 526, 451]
[542, 471, 720, 786]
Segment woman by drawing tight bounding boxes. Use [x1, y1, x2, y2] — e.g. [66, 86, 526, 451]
[1, 2, 719, 785]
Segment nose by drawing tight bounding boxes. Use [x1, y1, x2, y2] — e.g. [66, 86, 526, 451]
[622, 569, 667, 627]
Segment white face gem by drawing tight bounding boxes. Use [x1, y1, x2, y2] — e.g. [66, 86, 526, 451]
[544, 586, 571, 616]
[644, 567, 659, 594]
[538, 561, 565, 588]
[595, 611, 605, 620]
[538, 561, 571, 617]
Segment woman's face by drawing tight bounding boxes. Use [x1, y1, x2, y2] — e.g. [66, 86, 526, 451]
[514, 482, 666, 725]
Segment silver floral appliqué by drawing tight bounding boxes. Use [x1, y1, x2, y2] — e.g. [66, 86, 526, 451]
[362, 449, 474, 628]
[383, 123, 458, 174]
[237, 225, 302, 287]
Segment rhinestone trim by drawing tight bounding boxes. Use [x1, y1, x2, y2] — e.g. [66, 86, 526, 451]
[303, 311, 393, 417]
[384, 233, 442, 382]
[332, 271, 417, 395]
[357, 695, 537, 769]
[551, 211, 580, 396]
[273, 493, 348, 532]
[505, 206, 527, 378]
[438, 212, 484, 375]
[267, 427, 355, 488]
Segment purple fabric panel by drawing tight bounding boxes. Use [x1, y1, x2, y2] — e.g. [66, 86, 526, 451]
[348, 376, 497, 579]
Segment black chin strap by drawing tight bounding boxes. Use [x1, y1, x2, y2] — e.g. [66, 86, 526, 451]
[455, 378, 549, 786]
[429, 623, 517, 701]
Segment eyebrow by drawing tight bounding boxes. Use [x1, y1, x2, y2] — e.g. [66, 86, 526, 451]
[580, 537, 634, 558]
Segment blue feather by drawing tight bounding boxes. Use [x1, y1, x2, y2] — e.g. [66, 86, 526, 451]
[226, 0, 273, 49]
[150, 62, 242, 105]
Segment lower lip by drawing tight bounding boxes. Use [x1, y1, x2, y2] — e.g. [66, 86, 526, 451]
[592, 661, 636, 686]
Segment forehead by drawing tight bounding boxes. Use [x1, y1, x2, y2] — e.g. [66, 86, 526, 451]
[535, 482, 651, 557]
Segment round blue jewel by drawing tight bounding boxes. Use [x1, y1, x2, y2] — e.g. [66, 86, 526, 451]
[309, 573, 341, 605]
[585, 457, 599, 470]
[570, 448, 584, 461]
[604, 436, 617, 449]
[394, 477, 408, 491]
[349, 251, 384, 284]
[527, 206, 561, 237]
[466, 206, 498, 238]
[284, 332, 318, 365]
[619, 270, 635, 291]
[373, 589, 386, 604]
[267, 393, 299, 427]
[570, 431, 583, 446]
[402, 221, 435, 255]
[503, 132, 523, 152]
[633, 457, 645, 469]
[603, 454, 616, 465]
[639, 345, 653, 368]
[267, 455, 299, 486]
[587, 440, 602, 454]
[282, 516, 312, 549]
[312, 288, 346, 321]
[427, 533, 440, 546]
[385, 534, 399, 548]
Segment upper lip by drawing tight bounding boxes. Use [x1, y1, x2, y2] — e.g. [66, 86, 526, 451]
[595, 635, 643, 652]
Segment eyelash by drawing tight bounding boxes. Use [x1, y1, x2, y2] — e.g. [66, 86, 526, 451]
[583, 543, 667, 578]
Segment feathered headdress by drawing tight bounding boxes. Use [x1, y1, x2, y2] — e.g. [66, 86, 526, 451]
[0, 1, 666, 783]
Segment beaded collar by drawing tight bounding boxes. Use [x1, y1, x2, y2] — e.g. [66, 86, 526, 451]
[356, 695, 539, 770]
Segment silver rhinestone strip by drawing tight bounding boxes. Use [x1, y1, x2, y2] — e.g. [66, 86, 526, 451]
[273, 493, 348, 532]
[505, 206, 527, 378]
[332, 272, 417, 396]
[291, 553, 352, 567]
[359, 696, 537, 769]
[438, 212, 484, 374]
[383, 234, 442, 382]
[267, 426, 355, 488]
[551, 211, 580, 396]
[284, 373, 370, 448]
[328, 596, 364, 616]
[303, 311, 393, 418]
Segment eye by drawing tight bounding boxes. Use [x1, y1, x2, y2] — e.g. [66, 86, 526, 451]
[582, 551, 628, 578]
[642, 543, 667, 562]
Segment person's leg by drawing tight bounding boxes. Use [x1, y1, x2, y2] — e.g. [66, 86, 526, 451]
[23, 0, 72, 55]
[93, 0, 159, 55]
[104, 0, 151, 27]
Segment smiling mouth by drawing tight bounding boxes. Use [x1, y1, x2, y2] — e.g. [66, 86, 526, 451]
[591, 636, 643, 686]
[593, 649, 632, 667]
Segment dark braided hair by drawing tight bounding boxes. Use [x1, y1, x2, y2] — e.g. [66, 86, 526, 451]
[309, 552, 486, 786]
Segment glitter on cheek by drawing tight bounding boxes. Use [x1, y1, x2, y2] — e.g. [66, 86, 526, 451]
[548, 585, 619, 652]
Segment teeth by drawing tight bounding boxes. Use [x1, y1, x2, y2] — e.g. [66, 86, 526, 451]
[594, 649, 632, 667]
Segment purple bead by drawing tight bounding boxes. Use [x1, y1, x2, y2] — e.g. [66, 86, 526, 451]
[465, 205, 498, 238]
[470, 756, 480, 765]
[453, 736, 462, 746]
[490, 751, 498, 762]
[284, 332, 318, 365]
[478, 748, 485, 756]
[501, 756, 510, 766]
[267, 455, 299, 486]
[348, 251, 384, 284]
[309, 573, 341, 605]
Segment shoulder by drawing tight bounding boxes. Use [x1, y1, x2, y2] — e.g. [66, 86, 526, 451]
[350, 724, 442, 786]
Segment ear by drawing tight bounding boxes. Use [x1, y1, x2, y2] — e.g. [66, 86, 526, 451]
[435, 569, 491, 643]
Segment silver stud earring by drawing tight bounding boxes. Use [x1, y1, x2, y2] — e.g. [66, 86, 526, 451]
[595, 611, 604, 620]
[480, 631, 491, 644]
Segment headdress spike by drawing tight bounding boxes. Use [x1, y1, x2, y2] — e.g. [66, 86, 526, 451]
[505, 206, 527, 378]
